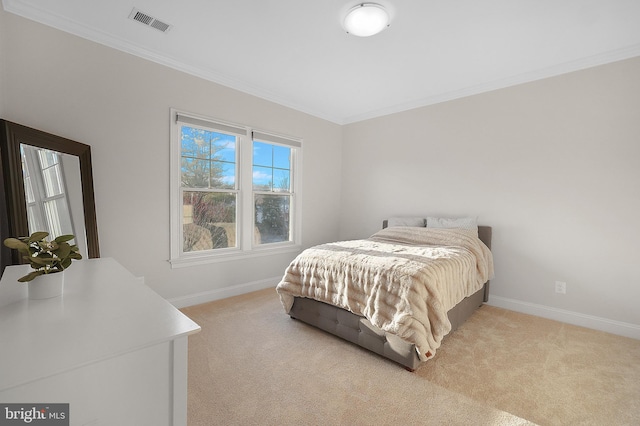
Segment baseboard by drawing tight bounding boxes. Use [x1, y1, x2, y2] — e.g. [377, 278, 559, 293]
[169, 284, 640, 340]
[168, 276, 280, 308]
[487, 296, 640, 340]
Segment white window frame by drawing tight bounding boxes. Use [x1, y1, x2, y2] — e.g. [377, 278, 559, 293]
[169, 109, 302, 268]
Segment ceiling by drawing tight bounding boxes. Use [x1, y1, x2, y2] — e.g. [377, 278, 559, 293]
[4, 0, 640, 124]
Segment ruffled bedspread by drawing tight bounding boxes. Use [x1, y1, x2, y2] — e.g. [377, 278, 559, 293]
[276, 227, 494, 360]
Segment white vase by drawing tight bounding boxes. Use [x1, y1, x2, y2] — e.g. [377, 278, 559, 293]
[28, 272, 64, 299]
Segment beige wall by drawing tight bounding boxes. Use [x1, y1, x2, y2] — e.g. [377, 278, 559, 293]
[3, 6, 640, 333]
[342, 57, 640, 327]
[0, 8, 343, 301]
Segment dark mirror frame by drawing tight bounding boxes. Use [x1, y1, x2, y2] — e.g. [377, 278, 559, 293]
[0, 120, 100, 270]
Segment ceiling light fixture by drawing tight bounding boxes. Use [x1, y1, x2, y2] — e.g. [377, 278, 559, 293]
[343, 3, 390, 37]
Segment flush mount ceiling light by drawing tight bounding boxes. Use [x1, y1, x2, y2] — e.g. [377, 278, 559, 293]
[343, 3, 390, 37]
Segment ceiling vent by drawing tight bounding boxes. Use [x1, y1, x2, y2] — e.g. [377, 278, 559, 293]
[128, 8, 172, 33]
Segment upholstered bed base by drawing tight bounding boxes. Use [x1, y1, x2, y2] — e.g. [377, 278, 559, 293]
[289, 283, 487, 371]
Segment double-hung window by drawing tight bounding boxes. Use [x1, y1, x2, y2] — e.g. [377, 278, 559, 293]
[252, 132, 299, 245]
[170, 110, 302, 266]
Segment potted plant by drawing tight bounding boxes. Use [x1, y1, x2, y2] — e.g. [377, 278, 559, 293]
[3, 231, 83, 298]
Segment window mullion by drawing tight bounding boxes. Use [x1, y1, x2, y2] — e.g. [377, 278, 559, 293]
[241, 135, 254, 250]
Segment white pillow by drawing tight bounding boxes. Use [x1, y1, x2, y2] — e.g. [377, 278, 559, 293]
[387, 217, 426, 227]
[427, 216, 478, 233]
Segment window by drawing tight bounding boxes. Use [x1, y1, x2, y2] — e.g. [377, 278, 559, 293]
[253, 139, 292, 245]
[170, 110, 302, 266]
[180, 125, 239, 252]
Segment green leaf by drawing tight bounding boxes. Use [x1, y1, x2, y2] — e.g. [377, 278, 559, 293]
[54, 234, 75, 243]
[4, 238, 29, 252]
[55, 242, 71, 259]
[60, 258, 72, 269]
[29, 231, 49, 242]
[18, 270, 45, 282]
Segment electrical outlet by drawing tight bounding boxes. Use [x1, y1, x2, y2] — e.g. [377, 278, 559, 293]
[555, 281, 567, 294]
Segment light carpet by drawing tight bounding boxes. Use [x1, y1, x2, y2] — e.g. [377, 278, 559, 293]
[181, 288, 640, 425]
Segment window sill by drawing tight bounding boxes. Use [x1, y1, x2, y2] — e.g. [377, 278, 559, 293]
[169, 244, 301, 269]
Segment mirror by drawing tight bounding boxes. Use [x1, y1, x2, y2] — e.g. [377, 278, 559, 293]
[20, 145, 89, 258]
[1, 120, 100, 270]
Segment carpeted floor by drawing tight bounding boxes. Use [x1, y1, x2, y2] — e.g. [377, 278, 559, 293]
[181, 288, 640, 425]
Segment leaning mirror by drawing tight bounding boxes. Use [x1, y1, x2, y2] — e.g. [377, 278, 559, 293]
[1, 120, 100, 268]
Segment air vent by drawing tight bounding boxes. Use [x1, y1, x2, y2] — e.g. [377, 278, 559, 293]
[128, 8, 172, 33]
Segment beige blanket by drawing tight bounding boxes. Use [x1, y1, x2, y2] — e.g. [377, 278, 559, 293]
[276, 227, 494, 361]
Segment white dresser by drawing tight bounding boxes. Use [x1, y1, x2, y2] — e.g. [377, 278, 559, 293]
[0, 258, 200, 426]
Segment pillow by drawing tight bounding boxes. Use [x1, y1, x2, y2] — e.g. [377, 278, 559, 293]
[387, 217, 426, 227]
[427, 216, 478, 234]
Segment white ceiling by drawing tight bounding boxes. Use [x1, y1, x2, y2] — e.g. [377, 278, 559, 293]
[4, 0, 640, 124]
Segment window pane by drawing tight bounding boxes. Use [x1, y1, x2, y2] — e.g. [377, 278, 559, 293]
[43, 198, 74, 239]
[181, 127, 211, 159]
[253, 165, 272, 190]
[252, 141, 272, 167]
[181, 125, 236, 190]
[211, 161, 235, 189]
[181, 158, 210, 188]
[254, 194, 290, 244]
[183, 191, 236, 251]
[38, 149, 59, 168]
[41, 164, 64, 197]
[272, 169, 290, 192]
[212, 137, 236, 162]
[273, 145, 291, 169]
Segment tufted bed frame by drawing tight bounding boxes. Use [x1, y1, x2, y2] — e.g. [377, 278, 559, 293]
[287, 222, 492, 371]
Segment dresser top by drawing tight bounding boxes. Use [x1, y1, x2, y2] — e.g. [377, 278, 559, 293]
[0, 258, 200, 392]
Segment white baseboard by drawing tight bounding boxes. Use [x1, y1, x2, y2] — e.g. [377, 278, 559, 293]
[487, 296, 640, 340]
[168, 276, 280, 308]
[169, 284, 640, 340]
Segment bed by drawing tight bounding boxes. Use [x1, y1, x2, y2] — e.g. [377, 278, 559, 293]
[276, 218, 494, 370]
